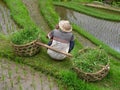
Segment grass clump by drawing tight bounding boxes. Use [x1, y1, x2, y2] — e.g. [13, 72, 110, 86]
[11, 27, 40, 45]
[73, 48, 109, 73]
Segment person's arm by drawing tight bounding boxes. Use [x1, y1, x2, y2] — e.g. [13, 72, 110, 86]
[47, 30, 54, 39]
[68, 34, 75, 53]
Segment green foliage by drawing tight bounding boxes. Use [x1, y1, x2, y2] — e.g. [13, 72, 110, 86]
[73, 48, 109, 73]
[58, 70, 97, 90]
[11, 27, 40, 45]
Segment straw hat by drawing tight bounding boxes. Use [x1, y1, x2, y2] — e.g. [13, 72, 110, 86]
[59, 20, 72, 32]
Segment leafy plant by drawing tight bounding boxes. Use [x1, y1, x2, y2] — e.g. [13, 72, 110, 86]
[11, 27, 40, 45]
[73, 47, 109, 73]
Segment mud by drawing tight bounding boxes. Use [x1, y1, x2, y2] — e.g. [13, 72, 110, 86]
[0, 0, 18, 35]
[0, 58, 60, 90]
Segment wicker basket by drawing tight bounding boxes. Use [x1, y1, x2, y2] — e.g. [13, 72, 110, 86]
[12, 40, 40, 56]
[73, 47, 110, 82]
[73, 64, 110, 82]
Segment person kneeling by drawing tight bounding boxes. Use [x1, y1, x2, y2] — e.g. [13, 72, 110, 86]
[47, 20, 75, 60]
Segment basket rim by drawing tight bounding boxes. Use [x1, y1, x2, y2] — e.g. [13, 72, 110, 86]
[73, 63, 110, 75]
[11, 40, 37, 47]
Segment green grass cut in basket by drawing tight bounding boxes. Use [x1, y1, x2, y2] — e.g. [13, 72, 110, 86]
[73, 47, 109, 73]
[11, 27, 40, 45]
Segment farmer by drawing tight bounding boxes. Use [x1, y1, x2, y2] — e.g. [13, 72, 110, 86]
[47, 20, 74, 60]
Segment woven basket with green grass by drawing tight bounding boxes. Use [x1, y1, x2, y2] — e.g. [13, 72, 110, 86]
[72, 47, 110, 82]
[11, 28, 40, 56]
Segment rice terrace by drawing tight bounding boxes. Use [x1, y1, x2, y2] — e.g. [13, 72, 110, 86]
[0, 0, 120, 90]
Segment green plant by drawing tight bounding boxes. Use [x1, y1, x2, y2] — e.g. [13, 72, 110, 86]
[10, 80, 14, 88]
[39, 77, 43, 90]
[2, 74, 5, 81]
[11, 27, 40, 45]
[17, 75, 21, 83]
[73, 48, 109, 73]
[8, 70, 12, 79]
[19, 84, 23, 90]
[31, 77, 36, 90]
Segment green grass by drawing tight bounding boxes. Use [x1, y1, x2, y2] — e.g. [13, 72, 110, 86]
[11, 27, 40, 44]
[54, 2, 120, 22]
[1, 0, 120, 90]
[73, 48, 109, 73]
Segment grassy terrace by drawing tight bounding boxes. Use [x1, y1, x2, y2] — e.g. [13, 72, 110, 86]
[54, 2, 120, 22]
[1, 0, 120, 90]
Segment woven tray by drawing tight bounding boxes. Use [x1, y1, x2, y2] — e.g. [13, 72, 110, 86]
[12, 40, 40, 56]
[73, 64, 110, 82]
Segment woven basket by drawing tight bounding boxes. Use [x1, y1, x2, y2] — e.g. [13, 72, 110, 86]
[12, 40, 40, 56]
[73, 47, 110, 82]
[73, 64, 110, 82]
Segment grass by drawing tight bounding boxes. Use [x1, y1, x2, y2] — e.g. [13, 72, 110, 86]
[1, 0, 120, 90]
[11, 27, 40, 44]
[73, 48, 109, 73]
[53, 1, 120, 22]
